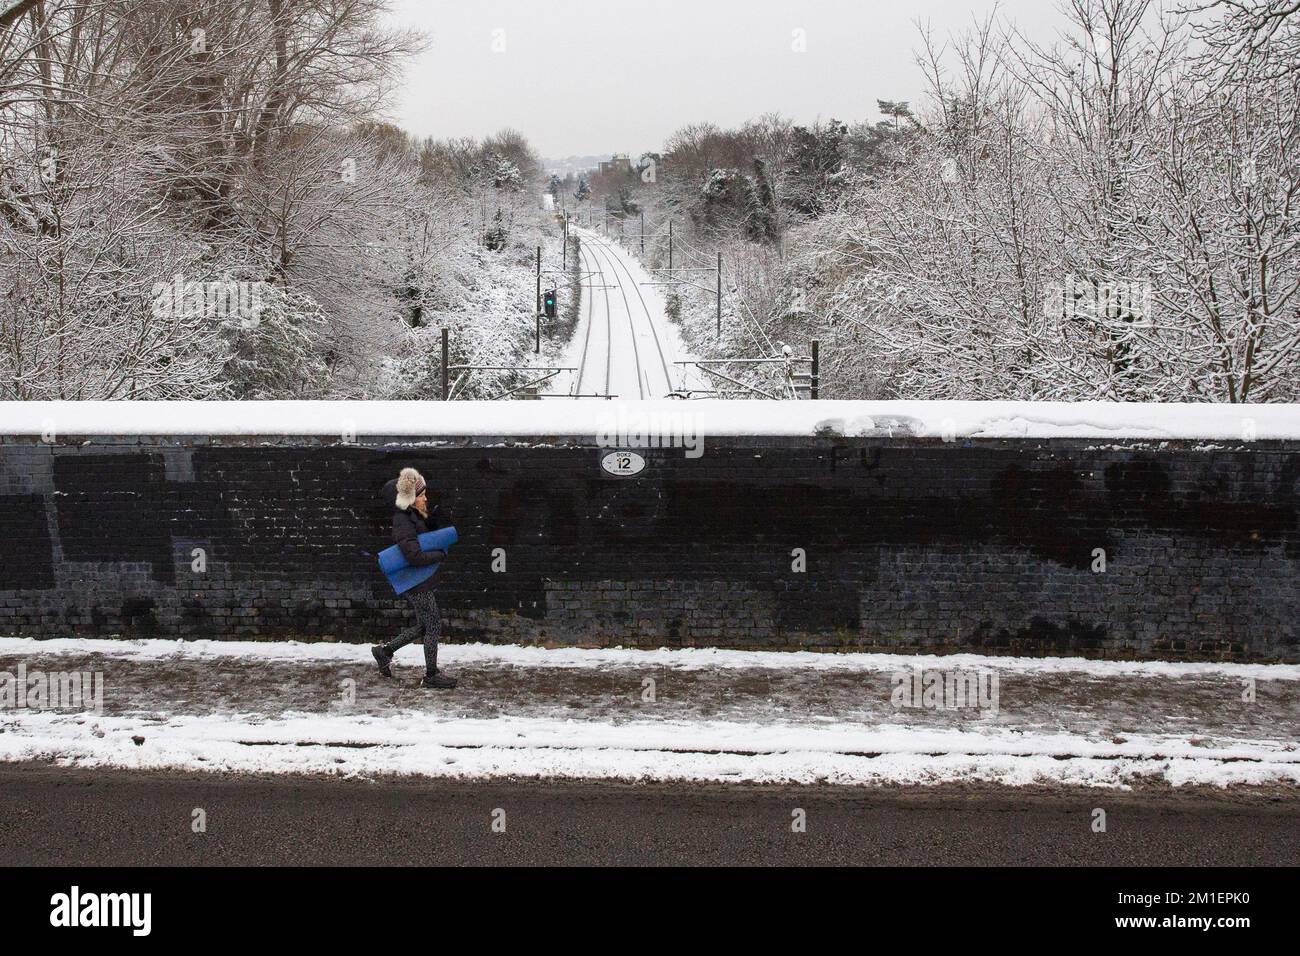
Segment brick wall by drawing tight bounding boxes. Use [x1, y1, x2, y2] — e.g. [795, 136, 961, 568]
[0, 433, 1296, 661]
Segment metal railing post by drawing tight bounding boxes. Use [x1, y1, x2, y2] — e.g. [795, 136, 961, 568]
[811, 340, 820, 399]
[441, 328, 449, 401]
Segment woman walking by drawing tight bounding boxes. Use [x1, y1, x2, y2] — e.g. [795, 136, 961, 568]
[372, 467, 457, 689]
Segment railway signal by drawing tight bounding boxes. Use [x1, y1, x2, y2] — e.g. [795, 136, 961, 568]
[543, 288, 558, 319]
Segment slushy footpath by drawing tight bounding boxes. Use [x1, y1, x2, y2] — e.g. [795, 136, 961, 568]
[1, 637, 1297, 789]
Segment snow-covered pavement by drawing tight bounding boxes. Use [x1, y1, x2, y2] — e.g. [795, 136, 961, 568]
[556, 228, 704, 399]
[1, 637, 1297, 789]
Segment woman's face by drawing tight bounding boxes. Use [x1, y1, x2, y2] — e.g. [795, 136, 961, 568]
[415, 490, 428, 511]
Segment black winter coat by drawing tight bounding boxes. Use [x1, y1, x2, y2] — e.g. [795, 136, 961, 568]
[381, 478, 448, 595]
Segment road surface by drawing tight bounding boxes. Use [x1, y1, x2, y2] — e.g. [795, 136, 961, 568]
[0, 763, 1295, 866]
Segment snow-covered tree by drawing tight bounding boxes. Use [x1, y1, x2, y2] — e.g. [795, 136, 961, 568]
[787, 0, 1300, 402]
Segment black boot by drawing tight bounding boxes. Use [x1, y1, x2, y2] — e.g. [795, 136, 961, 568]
[420, 669, 457, 690]
[372, 645, 394, 678]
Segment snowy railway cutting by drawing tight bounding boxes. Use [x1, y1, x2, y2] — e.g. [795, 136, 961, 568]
[556, 228, 705, 400]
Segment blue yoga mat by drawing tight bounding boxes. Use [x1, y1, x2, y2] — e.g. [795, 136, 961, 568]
[378, 526, 458, 595]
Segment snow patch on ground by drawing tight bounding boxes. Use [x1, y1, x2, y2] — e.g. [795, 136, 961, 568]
[4, 636, 1297, 680]
[3, 710, 1296, 789]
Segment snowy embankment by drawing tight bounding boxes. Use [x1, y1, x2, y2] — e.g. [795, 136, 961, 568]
[2, 399, 1299, 440]
[1, 638, 1297, 789]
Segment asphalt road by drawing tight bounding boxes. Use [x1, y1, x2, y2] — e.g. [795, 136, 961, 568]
[0, 763, 1296, 866]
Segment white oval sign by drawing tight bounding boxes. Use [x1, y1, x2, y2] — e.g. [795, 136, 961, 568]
[601, 450, 646, 477]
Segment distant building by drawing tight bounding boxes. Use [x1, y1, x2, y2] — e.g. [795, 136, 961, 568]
[598, 154, 635, 177]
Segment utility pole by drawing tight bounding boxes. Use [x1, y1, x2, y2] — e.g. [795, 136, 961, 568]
[716, 251, 722, 337]
[441, 328, 449, 401]
[535, 246, 541, 354]
[562, 211, 568, 270]
[640, 209, 645, 255]
[668, 221, 673, 272]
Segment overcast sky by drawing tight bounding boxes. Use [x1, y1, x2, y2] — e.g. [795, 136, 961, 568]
[385, 0, 1066, 159]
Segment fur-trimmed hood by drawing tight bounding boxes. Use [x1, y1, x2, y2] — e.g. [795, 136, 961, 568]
[388, 467, 426, 511]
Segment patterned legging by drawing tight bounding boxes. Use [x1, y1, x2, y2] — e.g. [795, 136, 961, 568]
[383, 589, 441, 672]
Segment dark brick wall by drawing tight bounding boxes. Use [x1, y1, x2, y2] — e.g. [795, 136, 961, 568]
[0, 433, 1296, 661]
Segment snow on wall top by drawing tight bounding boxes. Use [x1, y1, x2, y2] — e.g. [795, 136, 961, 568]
[1, 400, 1298, 441]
